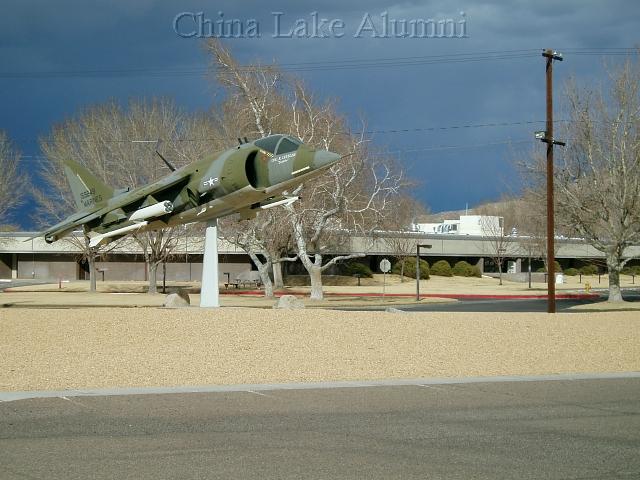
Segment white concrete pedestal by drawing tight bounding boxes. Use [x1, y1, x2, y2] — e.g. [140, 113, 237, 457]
[200, 219, 219, 308]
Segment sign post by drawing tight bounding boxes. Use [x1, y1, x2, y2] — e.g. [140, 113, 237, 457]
[380, 258, 391, 298]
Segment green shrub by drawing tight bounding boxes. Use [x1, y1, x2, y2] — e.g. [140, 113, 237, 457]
[392, 259, 429, 279]
[580, 264, 598, 275]
[622, 265, 640, 275]
[452, 260, 481, 277]
[339, 261, 373, 278]
[564, 268, 579, 276]
[536, 261, 563, 273]
[431, 260, 453, 277]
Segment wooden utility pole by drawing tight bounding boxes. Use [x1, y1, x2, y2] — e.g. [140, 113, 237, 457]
[541, 49, 563, 313]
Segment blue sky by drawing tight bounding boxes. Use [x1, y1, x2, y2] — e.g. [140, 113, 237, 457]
[1, 0, 638, 228]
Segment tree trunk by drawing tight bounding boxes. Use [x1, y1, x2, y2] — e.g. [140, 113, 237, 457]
[162, 261, 167, 294]
[260, 265, 274, 298]
[248, 252, 274, 298]
[497, 259, 503, 286]
[148, 262, 158, 294]
[273, 261, 284, 289]
[290, 214, 325, 300]
[88, 250, 97, 293]
[309, 265, 323, 300]
[606, 254, 624, 302]
[399, 257, 405, 282]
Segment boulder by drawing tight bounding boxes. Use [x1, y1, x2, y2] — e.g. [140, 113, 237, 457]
[273, 295, 305, 310]
[163, 291, 191, 308]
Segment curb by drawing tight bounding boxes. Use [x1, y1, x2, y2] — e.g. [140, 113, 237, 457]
[220, 290, 600, 300]
[2, 372, 638, 402]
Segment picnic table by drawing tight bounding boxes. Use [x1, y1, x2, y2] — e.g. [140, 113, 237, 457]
[224, 271, 263, 289]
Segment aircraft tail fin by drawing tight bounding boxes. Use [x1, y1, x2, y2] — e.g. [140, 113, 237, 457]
[63, 159, 114, 211]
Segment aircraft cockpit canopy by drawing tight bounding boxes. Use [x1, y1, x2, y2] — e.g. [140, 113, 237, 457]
[254, 135, 303, 156]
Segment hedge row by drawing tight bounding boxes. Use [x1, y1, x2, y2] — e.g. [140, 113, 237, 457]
[451, 260, 482, 278]
[338, 262, 373, 278]
[543, 264, 600, 275]
[392, 259, 430, 279]
[392, 259, 481, 279]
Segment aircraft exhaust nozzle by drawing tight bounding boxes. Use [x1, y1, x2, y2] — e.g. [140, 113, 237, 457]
[129, 201, 174, 222]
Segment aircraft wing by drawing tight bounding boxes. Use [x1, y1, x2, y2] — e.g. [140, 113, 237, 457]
[27, 209, 104, 243]
[39, 159, 193, 244]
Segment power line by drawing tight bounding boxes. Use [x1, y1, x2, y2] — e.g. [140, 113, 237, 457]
[374, 138, 534, 155]
[0, 53, 537, 79]
[13, 119, 565, 145]
[1, 48, 636, 79]
[0, 49, 558, 79]
[360, 119, 564, 135]
[19, 137, 538, 162]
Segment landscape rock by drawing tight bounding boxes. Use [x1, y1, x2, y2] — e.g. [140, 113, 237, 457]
[273, 295, 305, 310]
[163, 291, 191, 308]
[384, 307, 407, 314]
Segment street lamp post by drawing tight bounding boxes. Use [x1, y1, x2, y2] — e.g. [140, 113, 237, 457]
[416, 243, 432, 302]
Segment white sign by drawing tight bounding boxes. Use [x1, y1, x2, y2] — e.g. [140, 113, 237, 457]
[380, 258, 391, 273]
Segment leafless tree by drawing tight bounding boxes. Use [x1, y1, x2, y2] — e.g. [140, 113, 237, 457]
[0, 131, 28, 226]
[37, 99, 218, 293]
[516, 187, 564, 269]
[546, 60, 640, 301]
[219, 210, 297, 297]
[285, 147, 404, 299]
[205, 40, 407, 299]
[383, 195, 429, 281]
[476, 201, 518, 285]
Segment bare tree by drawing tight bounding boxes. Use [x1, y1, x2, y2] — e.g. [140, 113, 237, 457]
[205, 40, 407, 299]
[479, 216, 512, 285]
[547, 61, 640, 301]
[37, 99, 218, 293]
[219, 209, 297, 297]
[285, 148, 404, 299]
[517, 187, 564, 269]
[383, 195, 429, 281]
[0, 131, 28, 226]
[475, 200, 519, 285]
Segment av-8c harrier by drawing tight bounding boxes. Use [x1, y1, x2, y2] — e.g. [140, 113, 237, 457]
[40, 135, 340, 247]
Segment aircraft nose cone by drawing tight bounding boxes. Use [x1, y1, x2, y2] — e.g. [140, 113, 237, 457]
[313, 150, 341, 169]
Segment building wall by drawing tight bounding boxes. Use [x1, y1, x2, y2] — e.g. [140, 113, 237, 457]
[95, 261, 146, 281]
[0, 254, 12, 278]
[17, 254, 78, 280]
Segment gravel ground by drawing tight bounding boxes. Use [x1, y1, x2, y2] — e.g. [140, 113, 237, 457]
[1, 308, 638, 391]
[0, 291, 456, 309]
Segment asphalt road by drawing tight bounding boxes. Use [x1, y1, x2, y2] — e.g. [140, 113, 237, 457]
[346, 291, 640, 313]
[403, 297, 601, 312]
[0, 279, 49, 292]
[1, 378, 639, 479]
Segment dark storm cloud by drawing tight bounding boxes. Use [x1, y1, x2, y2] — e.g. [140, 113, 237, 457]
[1, 0, 639, 226]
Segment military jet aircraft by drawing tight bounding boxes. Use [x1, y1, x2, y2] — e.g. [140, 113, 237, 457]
[40, 135, 341, 247]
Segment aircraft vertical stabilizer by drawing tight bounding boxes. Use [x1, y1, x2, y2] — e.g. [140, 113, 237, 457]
[62, 158, 114, 210]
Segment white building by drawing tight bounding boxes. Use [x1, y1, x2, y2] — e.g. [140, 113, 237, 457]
[414, 215, 504, 237]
